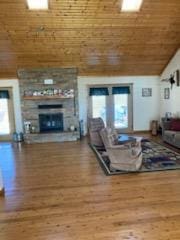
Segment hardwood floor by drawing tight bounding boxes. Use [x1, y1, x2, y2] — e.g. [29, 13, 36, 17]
[0, 137, 180, 240]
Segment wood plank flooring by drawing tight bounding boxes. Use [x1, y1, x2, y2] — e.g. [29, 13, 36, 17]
[0, 137, 180, 240]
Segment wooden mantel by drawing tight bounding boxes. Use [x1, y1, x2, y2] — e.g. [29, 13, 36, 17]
[23, 96, 74, 100]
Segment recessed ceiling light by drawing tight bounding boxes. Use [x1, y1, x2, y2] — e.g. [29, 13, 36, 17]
[121, 0, 143, 12]
[27, 0, 48, 10]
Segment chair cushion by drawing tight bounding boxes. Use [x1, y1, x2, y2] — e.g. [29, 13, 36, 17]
[108, 133, 119, 145]
[88, 117, 105, 132]
[164, 130, 176, 137]
[88, 117, 105, 146]
[170, 119, 180, 131]
[106, 127, 119, 145]
[89, 131, 104, 147]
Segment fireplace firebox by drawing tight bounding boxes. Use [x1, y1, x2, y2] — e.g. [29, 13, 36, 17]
[39, 113, 63, 133]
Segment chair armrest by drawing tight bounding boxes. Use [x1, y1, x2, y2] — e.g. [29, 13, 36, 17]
[161, 120, 172, 139]
[107, 145, 129, 150]
[107, 146, 142, 159]
[162, 121, 171, 130]
[161, 119, 171, 137]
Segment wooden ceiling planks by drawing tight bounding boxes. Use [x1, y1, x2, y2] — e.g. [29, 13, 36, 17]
[0, 0, 179, 77]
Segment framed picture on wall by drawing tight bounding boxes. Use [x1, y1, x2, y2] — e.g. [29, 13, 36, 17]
[174, 70, 180, 86]
[142, 88, 152, 97]
[164, 88, 170, 99]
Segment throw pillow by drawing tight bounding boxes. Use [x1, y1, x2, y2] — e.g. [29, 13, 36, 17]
[109, 133, 119, 145]
[170, 119, 180, 131]
[106, 127, 119, 145]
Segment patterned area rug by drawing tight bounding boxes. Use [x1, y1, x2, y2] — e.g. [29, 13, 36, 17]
[91, 140, 180, 175]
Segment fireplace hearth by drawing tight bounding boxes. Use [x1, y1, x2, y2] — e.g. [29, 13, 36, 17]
[39, 113, 63, 133]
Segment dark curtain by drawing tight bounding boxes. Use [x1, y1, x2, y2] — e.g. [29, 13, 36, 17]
[112, 86, 130, 95]
[89, 88, 109, 96]
[0, 90, 10, 99]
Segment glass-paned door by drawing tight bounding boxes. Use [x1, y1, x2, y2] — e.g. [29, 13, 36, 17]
[112, 86, 132, 132]
[89, 85, 133, 133]
[0, 88, 15, 141]
[0, 99, 10, 134]
[91, 95, 107, 125]
[114, 94, 128, 129]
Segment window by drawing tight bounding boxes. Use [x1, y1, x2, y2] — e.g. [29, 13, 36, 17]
[92, 96, 107, 125]
[114, 94, 128, 129]
[121, 0, 142, 12]
[89, 85, 132, 132]
[27, 0, 48, 10]
[0, 99, 10, 135]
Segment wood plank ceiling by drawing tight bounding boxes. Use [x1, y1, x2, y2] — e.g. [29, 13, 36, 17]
[0, 0, 180, 78]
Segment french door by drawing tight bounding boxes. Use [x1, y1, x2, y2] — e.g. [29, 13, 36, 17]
[91, 95, 107, 126]
[89, 85, 133, 133]
[0, 88, 15, 141]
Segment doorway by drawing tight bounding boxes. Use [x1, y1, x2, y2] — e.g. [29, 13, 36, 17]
[0, 88, 15, 141]
[88, 84, 133, 133]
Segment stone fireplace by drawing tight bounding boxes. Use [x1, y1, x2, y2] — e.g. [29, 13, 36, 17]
[18, 68, 79, 143]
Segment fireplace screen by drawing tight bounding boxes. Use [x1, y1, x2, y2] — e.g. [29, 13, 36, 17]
[39, 113, 63, 133]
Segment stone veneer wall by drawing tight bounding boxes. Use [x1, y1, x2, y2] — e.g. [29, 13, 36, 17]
[18, 68, 79, 136]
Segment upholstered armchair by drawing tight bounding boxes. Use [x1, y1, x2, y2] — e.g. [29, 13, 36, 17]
[88, 117, 105, 147]
[100, 128, 142, 171]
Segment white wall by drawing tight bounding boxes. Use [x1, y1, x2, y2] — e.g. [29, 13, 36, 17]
[160, 49, 180, 118]
[0, 79, 23, 132]
[78, 76, 160, 134]
[0, 75, 161, 135]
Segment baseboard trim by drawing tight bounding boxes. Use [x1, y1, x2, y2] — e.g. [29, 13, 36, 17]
[133, 130, 151, 134]
[84, 131, 151, 136]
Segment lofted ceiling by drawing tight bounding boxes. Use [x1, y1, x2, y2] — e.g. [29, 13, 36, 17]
[0, 0, 180, 78]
